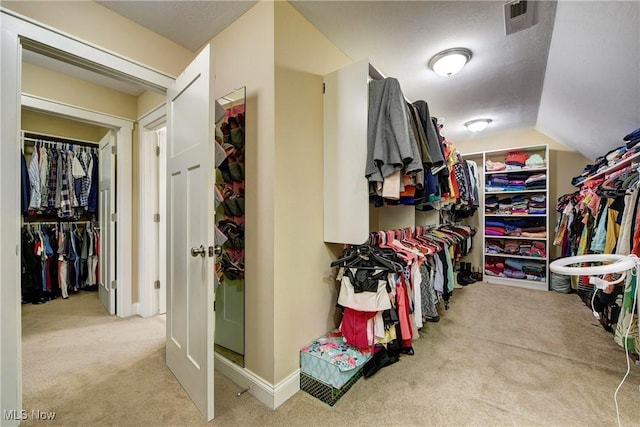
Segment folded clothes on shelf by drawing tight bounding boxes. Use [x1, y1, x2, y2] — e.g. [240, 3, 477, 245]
[571, 127, 640, 185]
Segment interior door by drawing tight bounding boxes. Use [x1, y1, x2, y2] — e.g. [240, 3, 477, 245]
[165, 44, 216, 421]
[98, 130, 116, 314]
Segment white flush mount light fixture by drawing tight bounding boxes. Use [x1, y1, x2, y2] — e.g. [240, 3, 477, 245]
[464, 118, 492, 132]
[428, 47, 472, 77]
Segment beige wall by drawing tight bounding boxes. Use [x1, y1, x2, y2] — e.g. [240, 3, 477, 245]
[273, 1, 351, 383]
[22, 62, 138, 120]
[207, 1, 276, 383]
[457, 128, 590, 263]
[3, 0, 193, 76]
[21, 109, 108, 142]
[137, 91, 166, 119]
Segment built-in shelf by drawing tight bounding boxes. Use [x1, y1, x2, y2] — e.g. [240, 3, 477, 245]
[485, 214, 547, 217]
[485, 189, 548, 194]
[484, 235, 547, 241]
[485, 253, 547, 261]
[482, 144, 550, 291]
[484, 167, 547, 175]
[482, 275, 547, 291]
[578, 150, 640, 186]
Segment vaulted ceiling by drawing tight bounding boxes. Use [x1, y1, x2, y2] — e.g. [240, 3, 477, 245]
[96, 1, 640, 161]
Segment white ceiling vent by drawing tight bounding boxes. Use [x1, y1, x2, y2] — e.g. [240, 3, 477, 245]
[504, 0, 536, 35]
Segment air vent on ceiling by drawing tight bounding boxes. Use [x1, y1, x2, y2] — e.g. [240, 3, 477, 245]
[504, 0, 536, 35]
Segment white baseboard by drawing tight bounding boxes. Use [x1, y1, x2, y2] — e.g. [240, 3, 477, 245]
[273, 369, 300, 409]
[214, 353, 300, 410]
[130, 302, 141, 316]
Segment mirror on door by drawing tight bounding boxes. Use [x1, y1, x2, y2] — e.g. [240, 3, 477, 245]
[214, 87, 246, 367]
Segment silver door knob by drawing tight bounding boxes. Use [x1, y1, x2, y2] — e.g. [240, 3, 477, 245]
[214, 245, 222, 257]
[191, 245, 206, 257]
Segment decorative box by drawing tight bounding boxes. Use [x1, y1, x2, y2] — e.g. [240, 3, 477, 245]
[299, 330, 371, 406]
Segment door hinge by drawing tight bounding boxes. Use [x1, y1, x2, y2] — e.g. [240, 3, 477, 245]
[111, 146, 117, 155]
[155, 146, 160, 156]
[153, 213, 160, 222]
[154, 280, 160, 290]
[322, 82, 325, 94]
[214, 301, 216, 312]
[111, 280, 117, 290]
[111, 212, 117, 222]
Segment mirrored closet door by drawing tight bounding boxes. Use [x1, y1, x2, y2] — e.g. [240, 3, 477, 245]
[214, 87, 246, 367]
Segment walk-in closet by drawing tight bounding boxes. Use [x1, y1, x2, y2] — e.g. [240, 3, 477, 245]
[2, 1, 639, 426]
[21, 128, 103, 305]
[19, 94, 112, 299]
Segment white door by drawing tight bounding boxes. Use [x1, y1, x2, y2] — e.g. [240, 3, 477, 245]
[98, 130, 116, 315]
[165, 45, 216, 421]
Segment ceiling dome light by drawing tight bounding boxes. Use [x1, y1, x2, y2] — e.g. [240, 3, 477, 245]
[465, 118, 492, 132]
[428, 48, 472, 77]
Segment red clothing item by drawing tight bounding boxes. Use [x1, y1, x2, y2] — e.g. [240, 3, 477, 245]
[505, 152, 529, 165]
[631, 205, 640, 256]
[396, 275, 413, 342]
[340, 308, 377, 349]
[45, 258, 53, 291]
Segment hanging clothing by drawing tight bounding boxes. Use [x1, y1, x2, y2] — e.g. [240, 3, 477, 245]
[366, 77, 416, 183]
[22, 138, 99, 219]
[21, 151, 31, 216]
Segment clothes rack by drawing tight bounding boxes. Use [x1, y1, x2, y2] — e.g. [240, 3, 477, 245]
[22, 131, 99, 148]
[21, 131, 100, 219]
[21, 219, 101, 304]
[331, 222, 476, 377]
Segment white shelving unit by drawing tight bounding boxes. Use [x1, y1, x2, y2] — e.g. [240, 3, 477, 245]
[482, 145, 550, 291]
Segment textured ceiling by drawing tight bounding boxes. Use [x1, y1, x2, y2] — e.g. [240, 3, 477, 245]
[537, 1, 640, 161]
[85, 1, 640, 161]
[290, 0, 556, 148]
[97, 0, 258, 51]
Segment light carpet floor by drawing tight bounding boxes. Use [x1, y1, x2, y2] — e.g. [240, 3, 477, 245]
[21, 283, 640, 426]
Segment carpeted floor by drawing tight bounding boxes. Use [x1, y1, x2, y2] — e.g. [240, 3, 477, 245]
[21, 283, 640, 426]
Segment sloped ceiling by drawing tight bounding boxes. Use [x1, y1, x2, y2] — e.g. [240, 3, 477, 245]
[94, 1, 640, 161]
[96, 1, 258, 51]
[537, 0, 640, 161]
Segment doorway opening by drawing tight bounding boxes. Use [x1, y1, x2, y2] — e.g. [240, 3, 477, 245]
[3, 10, 225, 421]
[18, 49, 152, 423]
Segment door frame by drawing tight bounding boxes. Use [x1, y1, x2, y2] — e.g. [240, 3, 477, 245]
[22, 94, 135, 315]
[1, 9, 174, 424]
[138, 104, 167, 317]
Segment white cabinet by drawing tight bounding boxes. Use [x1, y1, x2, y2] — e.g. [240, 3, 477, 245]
[482, 145, 550, 290]
[323, 60, 429, 244]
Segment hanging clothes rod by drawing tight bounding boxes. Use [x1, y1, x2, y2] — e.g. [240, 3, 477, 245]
[22, 138, 99, 152]
[22, 221, 94, 226]
[22, 131, 99, 147]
